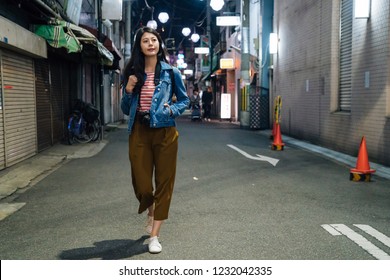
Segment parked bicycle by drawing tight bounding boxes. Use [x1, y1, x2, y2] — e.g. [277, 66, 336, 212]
[67, 100, 101, 145]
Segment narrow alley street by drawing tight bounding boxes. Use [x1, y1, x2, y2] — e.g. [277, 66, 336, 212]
[0, 115, 390, 261]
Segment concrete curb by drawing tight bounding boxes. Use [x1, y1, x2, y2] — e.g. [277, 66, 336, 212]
[0, 140, 108, 200]
[257, 129, 390, 180]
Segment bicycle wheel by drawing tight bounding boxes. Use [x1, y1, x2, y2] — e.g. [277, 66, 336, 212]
[91, 118, 101, 141]
[67, 117, 76, 145]
[74, 120, 94, 143]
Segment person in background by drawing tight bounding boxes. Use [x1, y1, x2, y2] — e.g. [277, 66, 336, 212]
[190, 89, 201, 109]
[202, 86, 213, 122]
[189, 89, 201, 121]
[121, 26, 189, 254]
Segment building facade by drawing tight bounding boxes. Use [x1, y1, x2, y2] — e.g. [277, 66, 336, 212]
[272, 0, 390, 166]
[0, 0, 124, 170]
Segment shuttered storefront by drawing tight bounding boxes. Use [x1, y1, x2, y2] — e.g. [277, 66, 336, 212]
[111, 72, 123, 122]
[0, 49, 36, 169]
[339, 0, 353, 111]
[35, 54, 73, 152]
[35, 59, 52, 151]
[0, 57, 4, 169]
[50, 56, 70, 144]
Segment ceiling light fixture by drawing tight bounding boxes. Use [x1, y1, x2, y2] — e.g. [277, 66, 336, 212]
[182, 27, 191, 36]
[210, 0, 225, 12]
[158, 12, 169, 23]
[144, 0, 157, 29]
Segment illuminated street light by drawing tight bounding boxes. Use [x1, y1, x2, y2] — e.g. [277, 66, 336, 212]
[191, 33, 200, 43]
[147, 19, 158, 29]
[210, 0, 224, 11]
[182, 27, 191, 36]
[158, 12, 169, 23]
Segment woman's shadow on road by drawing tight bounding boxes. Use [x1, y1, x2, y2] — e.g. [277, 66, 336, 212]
[58, 235, 149, 260]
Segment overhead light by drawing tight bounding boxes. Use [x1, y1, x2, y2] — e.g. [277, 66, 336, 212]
[182, 27, 191, 36]
[216, 16, 240, 26]
[194, 47, 210, 54]
[147, 19, 158, 29]
[210, 0, 224, 11]
[158, 12, 169, 23]
[269, 33, 278, 54]
[355, 0, 370, 19]
[191, 33, 200, 43]
[146, 4, 157, 29]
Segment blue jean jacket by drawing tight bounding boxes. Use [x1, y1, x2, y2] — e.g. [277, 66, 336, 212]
[121, 62, 189, 134]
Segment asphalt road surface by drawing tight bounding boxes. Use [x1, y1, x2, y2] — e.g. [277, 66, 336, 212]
[0, 115, 389, 260]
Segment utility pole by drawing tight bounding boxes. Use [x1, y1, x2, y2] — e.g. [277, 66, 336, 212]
[240, 0, 250, 128]
[125, 0, 132, 62]
[207, 0, 212, 78]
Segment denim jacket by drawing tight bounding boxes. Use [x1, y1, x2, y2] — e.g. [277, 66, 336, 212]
[121, 62, 189, 134]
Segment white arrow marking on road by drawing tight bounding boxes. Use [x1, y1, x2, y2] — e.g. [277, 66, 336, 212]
[227, 144, 279, 166]
[322, 224, 390, 260]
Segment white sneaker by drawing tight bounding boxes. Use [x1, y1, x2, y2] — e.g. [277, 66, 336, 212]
[148, 236, 162, 253]
[145, 215, 153, 234]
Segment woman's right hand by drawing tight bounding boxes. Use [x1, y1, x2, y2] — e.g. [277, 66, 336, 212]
[125, 75, 138, 93]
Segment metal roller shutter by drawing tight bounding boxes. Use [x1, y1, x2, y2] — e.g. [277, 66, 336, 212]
[339, 0, 353, 112]
[48, 56, 71, 143]
[35, 59, 52, 151]
[0, 55, 4, 169]
[1, 50, 36, 167]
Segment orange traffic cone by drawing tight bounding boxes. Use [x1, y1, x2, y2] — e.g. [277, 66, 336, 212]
[271, 123, 285, 150]
[350, 136, 375, 182]
[270, 122, 276, 139]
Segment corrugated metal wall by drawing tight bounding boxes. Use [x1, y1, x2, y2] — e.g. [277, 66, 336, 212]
[35, 59, 52, 151]
[35, 54, 74, 152]
[0, 55, 4, 169]
[49, 56, 70, 145]
[0, 49, 36, 168]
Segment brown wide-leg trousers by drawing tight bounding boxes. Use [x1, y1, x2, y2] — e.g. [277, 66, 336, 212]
[129, 121, 179, 220]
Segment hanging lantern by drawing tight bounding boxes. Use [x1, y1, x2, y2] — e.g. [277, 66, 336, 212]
[182, 27, 191, 36]
[158, 12, 169, 23]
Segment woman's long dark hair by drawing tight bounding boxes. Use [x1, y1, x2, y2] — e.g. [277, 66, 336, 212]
[123, 27, 169, 93]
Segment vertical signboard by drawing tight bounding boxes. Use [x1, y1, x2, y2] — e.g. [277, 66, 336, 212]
[221, 93, 231, 119]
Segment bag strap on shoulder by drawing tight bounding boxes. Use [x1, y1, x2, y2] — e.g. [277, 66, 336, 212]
[154, 62, 176, 97]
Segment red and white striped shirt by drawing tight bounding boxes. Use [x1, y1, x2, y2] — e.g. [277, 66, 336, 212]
[139, 72, 155, 111]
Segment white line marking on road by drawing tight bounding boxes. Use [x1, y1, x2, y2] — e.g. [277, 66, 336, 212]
[227, 144, 279, 166]
[329, 224, 390, 260]
[354, 224, 390, 248]
[321, 224, 342, 236]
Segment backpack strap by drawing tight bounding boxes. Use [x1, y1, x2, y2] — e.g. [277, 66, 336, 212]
[153, 62, 176, 97]
[169, 69, 175, 96]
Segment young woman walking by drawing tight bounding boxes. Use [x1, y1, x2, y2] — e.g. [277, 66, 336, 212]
[121, 27, 189, 254]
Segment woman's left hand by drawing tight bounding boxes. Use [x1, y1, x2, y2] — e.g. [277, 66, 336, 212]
[164, 103, 173, 116]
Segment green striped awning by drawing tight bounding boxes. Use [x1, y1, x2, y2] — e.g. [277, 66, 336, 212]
[34, 20, 114, 66]
[34, 23, 82, 53]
